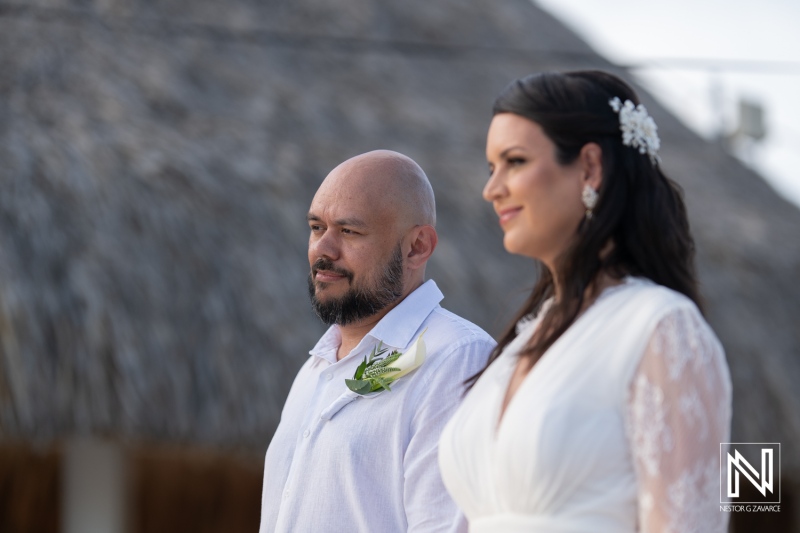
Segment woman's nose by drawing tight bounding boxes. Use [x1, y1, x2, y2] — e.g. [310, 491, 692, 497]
[483, 169, 506, 202]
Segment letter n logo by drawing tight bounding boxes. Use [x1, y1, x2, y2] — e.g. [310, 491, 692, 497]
[721, 443, 781, 504]
[728, 449, 772, 497]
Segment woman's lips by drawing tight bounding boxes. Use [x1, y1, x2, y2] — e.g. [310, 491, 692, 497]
[498, 207, 522, 225]
[315, 270, 347, 283]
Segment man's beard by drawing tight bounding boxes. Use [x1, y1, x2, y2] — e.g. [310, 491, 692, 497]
[308, 243, 404, 326]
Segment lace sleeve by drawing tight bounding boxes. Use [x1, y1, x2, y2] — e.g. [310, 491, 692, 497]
[627, 305, 732, 533]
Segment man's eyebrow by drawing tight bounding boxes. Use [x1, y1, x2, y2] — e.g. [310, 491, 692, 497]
[306, 213, 368, 228]
[336, 218, 368, 228]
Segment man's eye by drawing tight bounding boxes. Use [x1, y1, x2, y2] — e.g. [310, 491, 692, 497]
[341, 228, 356, 235]
[310, 225, 323, 232]
[508, 157, 526, 166]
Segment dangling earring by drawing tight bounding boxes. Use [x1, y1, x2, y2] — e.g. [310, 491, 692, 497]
[582, 185, 598, 219]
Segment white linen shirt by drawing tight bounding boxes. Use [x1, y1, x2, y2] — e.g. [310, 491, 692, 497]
[260, 280, 495, 533]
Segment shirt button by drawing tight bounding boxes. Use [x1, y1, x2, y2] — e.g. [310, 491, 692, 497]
[325, 373, 333, 381]
[283, 489, 289, 499]
[303, 429, 310, 438]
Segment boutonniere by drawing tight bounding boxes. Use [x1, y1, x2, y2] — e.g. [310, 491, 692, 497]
[345, 330, 427, 395]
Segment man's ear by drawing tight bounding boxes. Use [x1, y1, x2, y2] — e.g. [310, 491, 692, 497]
[405, 225, 438, 270]
[579, 142, 604, 191]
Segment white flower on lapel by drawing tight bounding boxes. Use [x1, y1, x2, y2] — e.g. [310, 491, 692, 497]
[345, 329, 427, 395]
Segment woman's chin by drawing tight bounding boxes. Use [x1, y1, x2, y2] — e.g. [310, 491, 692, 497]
[502, 234, 531, 258]
[503, 235, 548, 263]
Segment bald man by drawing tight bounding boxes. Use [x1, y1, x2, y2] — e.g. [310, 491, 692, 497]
[260, 151, 495, 533]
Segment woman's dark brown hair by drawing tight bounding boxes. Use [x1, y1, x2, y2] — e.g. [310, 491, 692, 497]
[472, 70, 700, 382]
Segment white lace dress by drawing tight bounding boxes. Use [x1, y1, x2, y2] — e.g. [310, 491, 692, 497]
[439, 277, 732, 533]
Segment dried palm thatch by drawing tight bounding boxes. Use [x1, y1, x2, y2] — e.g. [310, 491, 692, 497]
[0, 0, 798, 478]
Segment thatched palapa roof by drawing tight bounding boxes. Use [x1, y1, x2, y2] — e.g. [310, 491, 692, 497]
[0, 0, 798, 470]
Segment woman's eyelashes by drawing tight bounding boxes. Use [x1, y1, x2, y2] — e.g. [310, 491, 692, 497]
[487, 155, 526, 177]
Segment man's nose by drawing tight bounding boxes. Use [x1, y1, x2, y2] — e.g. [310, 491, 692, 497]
[310, 228, 340, 261]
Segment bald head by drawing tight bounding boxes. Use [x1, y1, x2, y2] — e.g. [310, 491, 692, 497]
[307, 151, 439, 326]
[317, 150, 436, 228]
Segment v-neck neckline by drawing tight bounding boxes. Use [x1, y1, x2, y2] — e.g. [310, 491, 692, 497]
[493, 277, 635, 437]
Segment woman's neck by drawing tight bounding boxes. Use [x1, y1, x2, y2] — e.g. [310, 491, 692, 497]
[551, 269, 624, 310]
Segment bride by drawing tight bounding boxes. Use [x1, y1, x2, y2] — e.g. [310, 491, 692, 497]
[439, 70, 732, 533]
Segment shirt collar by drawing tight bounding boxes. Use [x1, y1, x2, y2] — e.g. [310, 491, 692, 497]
[309, 279, 444, 364]
[309, 325, 342, 365]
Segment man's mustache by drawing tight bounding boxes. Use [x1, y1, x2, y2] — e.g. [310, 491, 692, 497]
[311, 258, 354, 282]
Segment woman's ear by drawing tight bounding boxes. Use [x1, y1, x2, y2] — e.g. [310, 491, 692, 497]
[579, 142, 604, 191]
[405, 225, 438, 270]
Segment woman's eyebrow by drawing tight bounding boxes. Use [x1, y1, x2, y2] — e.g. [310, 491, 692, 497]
[499, 146, 526, 158]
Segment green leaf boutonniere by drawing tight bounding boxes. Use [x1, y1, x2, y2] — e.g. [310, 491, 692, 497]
[345, 330, 427, 395]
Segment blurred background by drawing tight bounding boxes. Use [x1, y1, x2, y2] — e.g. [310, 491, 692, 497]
[0, 1, 797, 532]
[539, 0, 800, 210]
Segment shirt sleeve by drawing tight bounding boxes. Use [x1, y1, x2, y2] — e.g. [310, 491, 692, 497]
[627, 305, 732, 533]
[403, 337, 495, 533]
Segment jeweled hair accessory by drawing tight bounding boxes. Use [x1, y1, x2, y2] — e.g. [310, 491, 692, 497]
[609, 97, 661, 165]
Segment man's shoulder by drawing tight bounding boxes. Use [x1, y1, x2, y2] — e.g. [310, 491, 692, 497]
[422, 306, 496, 356]
[403, 306, 494, 401]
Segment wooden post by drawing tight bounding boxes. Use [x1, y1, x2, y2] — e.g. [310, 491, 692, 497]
[62, 438, 128, 533]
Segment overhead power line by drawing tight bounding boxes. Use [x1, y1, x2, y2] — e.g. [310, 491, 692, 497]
[626, 58, 800, 75]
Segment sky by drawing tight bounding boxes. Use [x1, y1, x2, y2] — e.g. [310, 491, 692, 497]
[535, 0, 800, 209]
